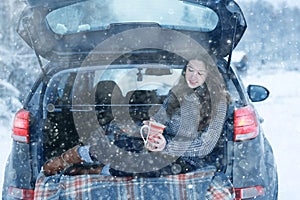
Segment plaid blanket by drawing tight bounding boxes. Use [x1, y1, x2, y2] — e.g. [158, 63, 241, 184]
[34, 166, 234, 200]
[206, 172, 235, 200]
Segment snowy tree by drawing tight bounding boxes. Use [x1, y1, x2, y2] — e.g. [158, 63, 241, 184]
[236, 1, 300, 68]
[0, 0, 40, 100]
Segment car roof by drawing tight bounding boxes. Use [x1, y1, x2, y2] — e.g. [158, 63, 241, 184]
[18, 0, 246, 61]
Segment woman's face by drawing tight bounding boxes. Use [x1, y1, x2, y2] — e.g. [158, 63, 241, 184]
[185, 59, 207, 88]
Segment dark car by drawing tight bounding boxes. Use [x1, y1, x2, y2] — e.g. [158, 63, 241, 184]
[231, 51, 249, 74]
[2, 0, 278, 199]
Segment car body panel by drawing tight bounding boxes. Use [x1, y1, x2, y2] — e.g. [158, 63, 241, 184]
[231, 127, 278, 199]
[2, 143, 33, 199]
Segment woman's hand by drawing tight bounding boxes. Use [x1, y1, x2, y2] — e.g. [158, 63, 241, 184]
[142, 119, 152, 126]
[146, 133, 166, 152]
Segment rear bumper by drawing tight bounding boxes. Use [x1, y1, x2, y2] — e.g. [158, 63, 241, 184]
[231, 133, 278, 199]
[2, 142, 34, 200]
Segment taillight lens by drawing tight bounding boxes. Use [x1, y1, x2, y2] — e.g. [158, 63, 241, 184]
[8, 186, 34, 200]
[11, 109, 30, 143]
[235, 186, 265, 199]
[234, 105, 258, 141]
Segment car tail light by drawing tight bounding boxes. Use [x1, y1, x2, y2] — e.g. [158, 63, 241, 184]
[234, 105, 258, 141]
[235, 186, 265, 199]
[8, 186, 34, 200]
[11, 109, 30, 143]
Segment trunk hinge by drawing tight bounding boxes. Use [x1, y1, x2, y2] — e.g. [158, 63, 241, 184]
[226, 13, 239, 74]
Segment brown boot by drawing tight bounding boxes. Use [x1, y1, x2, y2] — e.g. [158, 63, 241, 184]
[64, 163, 104, 176]
[43, 145, 84, 176]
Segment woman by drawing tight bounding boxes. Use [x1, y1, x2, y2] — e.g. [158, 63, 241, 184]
[108, 59, 214, 176]
[138, 59, 232, 199]
[146, 59, 212, 154]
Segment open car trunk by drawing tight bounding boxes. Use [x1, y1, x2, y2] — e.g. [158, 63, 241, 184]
[41, 51, 228, 171]
[37, 49, 230, 196]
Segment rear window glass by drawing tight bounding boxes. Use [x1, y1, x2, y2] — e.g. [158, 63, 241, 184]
[46, 0, 219, 34]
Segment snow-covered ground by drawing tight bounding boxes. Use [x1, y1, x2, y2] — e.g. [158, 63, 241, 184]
[243, 67, 300, 199]
[0, 123, 13, 200]
[1, 66, 300, 199]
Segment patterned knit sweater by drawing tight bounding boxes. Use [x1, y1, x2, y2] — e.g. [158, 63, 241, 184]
[151, 85, 227, 167]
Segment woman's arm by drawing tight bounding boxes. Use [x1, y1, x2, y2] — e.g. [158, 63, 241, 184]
[151, 91, 178, 124]
[164, 100, 227, 158]
[147, 93, 202, 154]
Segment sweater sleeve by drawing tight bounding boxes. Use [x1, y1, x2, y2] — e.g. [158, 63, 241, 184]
[162, 93, 201, 155]
[164, 95, 227, 158]
[150, 92, 176, 124]
[78, 146, 93, 163]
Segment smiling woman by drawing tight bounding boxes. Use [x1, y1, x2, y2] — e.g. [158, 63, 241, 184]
[45, 0, 219, 34]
